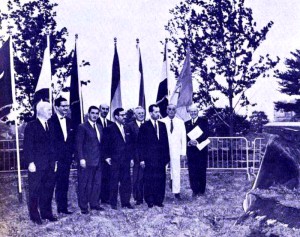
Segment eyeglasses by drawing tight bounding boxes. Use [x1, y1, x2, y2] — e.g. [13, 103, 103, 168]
[167, 108, 176, 111]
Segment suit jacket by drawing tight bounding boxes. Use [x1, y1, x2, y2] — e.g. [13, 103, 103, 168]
[48, 114, 74, 164]
[127, 120, 140, 163]
[138, 120, 170, 167]
[185, 117, 209, 155]
[23, 119, 54, 170]
[96, 117, 113, 129]
[76, 121, 103, 167]
[103, 123, 130, 164]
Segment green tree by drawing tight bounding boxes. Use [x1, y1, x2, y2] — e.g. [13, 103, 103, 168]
[249, 110, 269, 133]
[274, 50, 300, 118]
[1, 0, 72, 122]
[165, 0, 279, 135]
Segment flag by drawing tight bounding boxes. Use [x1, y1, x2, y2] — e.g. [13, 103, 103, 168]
[156, 41, 168, 118]
[110, 38, 122, 120]
[34, 35, 51, 105]
[69, 42, 82, 128]
[170, 47, 193, 121]
[0, 38, 13, 119]
[137, 39, 145, 109]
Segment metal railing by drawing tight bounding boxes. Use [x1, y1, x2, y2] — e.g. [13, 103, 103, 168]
[0, 138, 266, 177]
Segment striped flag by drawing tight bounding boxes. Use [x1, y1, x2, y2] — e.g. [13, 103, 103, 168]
[110, 38, 122, 120]
[69, 39, 83, 128]
[0, 38, 13, 119]
[137, 39, 145, 109]
[156, 40, 168, 118]
[170, 47, 193, 121]
[33, 35, 52, 105]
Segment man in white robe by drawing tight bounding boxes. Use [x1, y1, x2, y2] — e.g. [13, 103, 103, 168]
[161, 104, 187, 200]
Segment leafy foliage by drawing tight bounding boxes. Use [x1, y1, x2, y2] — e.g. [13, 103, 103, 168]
[274, 50, 300, 117]
[165, 0, 279, 135]
[249, 110, 269, 133]
[205, 106, 250, 136]
[1, 0, 72, 122]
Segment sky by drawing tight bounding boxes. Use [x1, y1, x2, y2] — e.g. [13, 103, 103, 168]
[2, 0, 300, 121]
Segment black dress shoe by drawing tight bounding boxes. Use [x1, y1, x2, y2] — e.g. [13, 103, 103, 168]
[111, 205, 118, 210]
[101, 200, 110, 204]
[122, 204, 134, 209]
[155, 203, 164, 207]
[81, 209, 89, 214]
[58, 210, 73, 215]
[135, 201, 143, 205]
[147, 203, 154, 208]
[31, 218, 43, 225]
[42, 216, 58, 222]
[175, 193, 182, 200]
[91, 206, 105, 211]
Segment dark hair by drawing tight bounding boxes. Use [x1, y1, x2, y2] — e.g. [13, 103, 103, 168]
[88, 106, 99, 113]
[54, 96, 67, 107]
[113, 108, 124, 117]
[149, 104, 159, 113]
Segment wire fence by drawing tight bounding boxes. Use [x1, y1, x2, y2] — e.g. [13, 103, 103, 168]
[0, 137, 266, 177]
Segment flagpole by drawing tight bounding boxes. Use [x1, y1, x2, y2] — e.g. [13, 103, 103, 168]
[46, 33, 53, 109]
[75, 34, 84, 123]
[9, 34, 22, 203]
[165, 38, 169, 98]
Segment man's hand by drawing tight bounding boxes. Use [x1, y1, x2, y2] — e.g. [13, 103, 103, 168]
[188, 140, 198, 146]
[106, 158, 112, 165]
[130, 159, 134, 167]
[80, 159, 86, 168]
[54, 161, 58, 172]
[140, 161, 145, 168]
[180, 155, 186, 161]
[28, 162, 36, 172]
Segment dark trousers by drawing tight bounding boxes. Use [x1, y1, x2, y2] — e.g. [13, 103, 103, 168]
[143, 165, 166, 205]
[187, 150, 208, 194]
[132, 163, 144, 202]
[100, 161, 111, 202]
[77, 166, 102, 210]
[110, 161, 131, 207]
[55, 162, 71, 211]
[28, 168, 56, 220]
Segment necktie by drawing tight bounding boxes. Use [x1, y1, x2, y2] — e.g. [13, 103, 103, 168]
[170, 119, 174, 133]
[154, 121, 158, 138]
[121, 125, 126, 142]
[103, 119, 107, 128]
[45, 122, 49, 132]
[93, 123, 99, 141]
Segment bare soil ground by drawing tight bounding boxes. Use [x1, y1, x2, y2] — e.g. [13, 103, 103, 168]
[0, 170, 299, 237]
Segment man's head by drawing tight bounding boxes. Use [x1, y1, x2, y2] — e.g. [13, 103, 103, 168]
[113, 108, 126, 125]
[99, 104, 109, 118]
[88, 106, 100, 122]
[134, 106, 145, 122]
[54, 96, 69, 117]
[166, 104, 176, 119]
[149, 104, 160, 121]
[188, 104, 199, 119]
[36, 101, 52, 120]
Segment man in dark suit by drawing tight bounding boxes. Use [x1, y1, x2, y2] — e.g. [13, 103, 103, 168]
[24, 101, 57, 224]
[48, 96, 73, 214]
[103, 108, 133, 210]
[76, 106, 104, 214]
[185, 104, 209, 197]
[138, 104, 170, 208]
[127, 106, 145, 205]
[96, 104, 113, 204]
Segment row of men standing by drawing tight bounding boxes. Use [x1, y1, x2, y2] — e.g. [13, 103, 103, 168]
[23, 97, 208, 224]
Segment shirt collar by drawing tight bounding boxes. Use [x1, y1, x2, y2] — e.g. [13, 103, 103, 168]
[88, 119, 96, 127]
